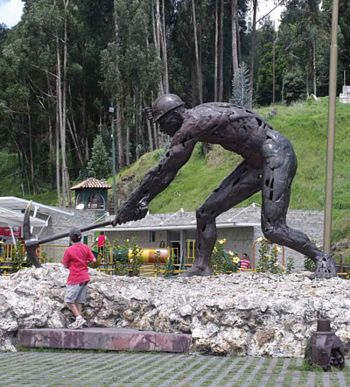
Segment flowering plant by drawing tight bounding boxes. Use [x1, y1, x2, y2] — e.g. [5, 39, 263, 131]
[256, 238, 283, 274]
[210, 239, 240, 274]
[112, 238, 143, 276]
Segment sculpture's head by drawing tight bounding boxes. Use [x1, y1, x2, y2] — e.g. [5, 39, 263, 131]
[152, 94, 185, 136]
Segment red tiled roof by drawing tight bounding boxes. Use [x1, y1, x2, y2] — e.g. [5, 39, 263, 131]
[71, 178, 111, 190]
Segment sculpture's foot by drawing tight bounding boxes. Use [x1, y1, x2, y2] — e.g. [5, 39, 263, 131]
[179, 265, 212, 277]
[309, 254, 337, 279]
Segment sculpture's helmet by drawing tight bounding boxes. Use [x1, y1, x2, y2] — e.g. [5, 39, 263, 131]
[152, 94, 185, 122]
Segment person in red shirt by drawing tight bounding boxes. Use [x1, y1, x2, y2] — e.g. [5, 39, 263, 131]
[97, 231, 106, 253]
[240, 253, 251, 270]
[62, 227, 96, 329]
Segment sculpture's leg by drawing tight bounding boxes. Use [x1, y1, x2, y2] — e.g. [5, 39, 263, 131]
[261, 144, 336, 279]
[181, 161, 262, 277]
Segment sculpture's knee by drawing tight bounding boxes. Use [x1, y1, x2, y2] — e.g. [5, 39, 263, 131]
[196, 206, 216, 224]
[262, 222, 284, 245]
[196, 206, 217, 234]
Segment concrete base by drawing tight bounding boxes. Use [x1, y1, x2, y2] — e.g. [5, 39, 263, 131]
[18, 328, 192, 353]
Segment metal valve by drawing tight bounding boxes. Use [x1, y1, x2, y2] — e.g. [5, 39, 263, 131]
[305, 319, 345, 371]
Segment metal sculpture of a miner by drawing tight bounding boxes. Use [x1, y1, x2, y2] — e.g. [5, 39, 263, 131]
[112, 94, 336, 279]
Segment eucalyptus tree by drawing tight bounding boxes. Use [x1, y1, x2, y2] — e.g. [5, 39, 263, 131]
[0, 0, 61, 196]
[254, 18, 285, 105]
[101, 0, 161, 168]
[231, 0, 239, 76]
[277, 0, 325, 98]
[249, 0, 258, 105]
[322, 0, 350, 90]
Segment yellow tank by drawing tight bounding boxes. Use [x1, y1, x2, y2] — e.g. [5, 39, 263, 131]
[129, 248, 169, 263]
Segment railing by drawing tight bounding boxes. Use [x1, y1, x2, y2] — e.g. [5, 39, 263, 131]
[2, 240, 347, 278]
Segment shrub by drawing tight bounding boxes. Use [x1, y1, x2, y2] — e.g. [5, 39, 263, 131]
[11, 242, 27, 272]
[210, 239, 240, 274]
[304, 256, 316, 272]
[112, 238, 143, 276]
[256, 238, 283, 274]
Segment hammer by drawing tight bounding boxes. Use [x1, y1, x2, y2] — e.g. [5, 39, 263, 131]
[23, 203, 113, 267]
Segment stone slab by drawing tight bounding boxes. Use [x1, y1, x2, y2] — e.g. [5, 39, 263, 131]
[18, 328, 192, 353]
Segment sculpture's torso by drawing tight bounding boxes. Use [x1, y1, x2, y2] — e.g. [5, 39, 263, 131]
[173, 102, 292, 169]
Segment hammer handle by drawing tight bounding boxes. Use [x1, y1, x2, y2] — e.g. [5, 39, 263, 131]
[37, 220, 113, 245]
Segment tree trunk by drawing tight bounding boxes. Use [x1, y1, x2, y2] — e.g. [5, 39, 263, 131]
[68, 86, 84, 167]
[214, 0, 218, 101]
[161, 0, 169, 94]
[272, 24, 276, 104]
[56, 33, 64, 206]
[113, 2, 124, 168]
[218, 0, 224, 101]
[55, 77, 61, 206]
[26, 99, 35, 194]
[145, 94, 154, 153]
[116, 101, 124, 168]
[249, 0, 258, 106]
[231, 0, 239, 76]
[47, 71, 55, 185]
[126, 109, 130, 166]
[133, 94, 138, 161]
[192, 0, 202, 103]
[312, 38, 317, 96]
[62, 0, 71, 206]
[154, 0, 164, 95]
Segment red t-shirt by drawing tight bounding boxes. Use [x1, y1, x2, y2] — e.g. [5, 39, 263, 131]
[97, 234, 106, 248]
[62, 242, 95, 284]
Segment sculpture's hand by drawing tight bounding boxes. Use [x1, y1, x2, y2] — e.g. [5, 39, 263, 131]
[112, 199, 148, 226]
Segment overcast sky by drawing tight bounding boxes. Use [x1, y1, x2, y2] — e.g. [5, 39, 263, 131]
[257, 1, 284, 27]
[0, 0, 24, 28]
[0, 0, 283, 30]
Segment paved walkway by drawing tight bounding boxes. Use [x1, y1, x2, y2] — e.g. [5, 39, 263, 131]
[0, 352, 349, 386]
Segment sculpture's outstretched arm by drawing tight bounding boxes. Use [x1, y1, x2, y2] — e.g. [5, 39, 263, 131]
[113, 136, 197, 225]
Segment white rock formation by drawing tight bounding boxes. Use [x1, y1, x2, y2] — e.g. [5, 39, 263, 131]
[1, 263, 350, 356]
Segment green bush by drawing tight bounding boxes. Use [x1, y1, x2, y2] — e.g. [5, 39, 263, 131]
[210, 239, 240, 274]
[11, 242, 27, 272]
[304, 256, 316, 272]
[112, 238, 143, 276]
[256, 238, 283, 274]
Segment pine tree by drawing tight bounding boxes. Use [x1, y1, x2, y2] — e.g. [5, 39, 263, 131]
[86, 135, 110, 179]
[231, 62, 251, 108]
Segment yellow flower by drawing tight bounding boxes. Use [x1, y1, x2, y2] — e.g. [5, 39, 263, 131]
[232, 257, 240, 264]
[256, 237, 265, 243]
[228, 250, 234, 256]
[218, 238, 227, 245]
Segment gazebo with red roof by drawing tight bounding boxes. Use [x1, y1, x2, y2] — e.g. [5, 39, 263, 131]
[71, 178, 111, 211]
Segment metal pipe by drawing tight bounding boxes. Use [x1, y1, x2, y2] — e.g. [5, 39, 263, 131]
[324, 0, 339, 253]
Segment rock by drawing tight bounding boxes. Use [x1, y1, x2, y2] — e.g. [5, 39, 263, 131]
[1, 263, 350, 357]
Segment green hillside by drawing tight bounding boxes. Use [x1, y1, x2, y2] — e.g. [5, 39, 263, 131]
[114, 97, 350, 241]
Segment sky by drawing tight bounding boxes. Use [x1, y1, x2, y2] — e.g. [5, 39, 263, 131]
[256, 0, 284, 28]
[0, 0, 24, 28]
[0, 0, 284, 29]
